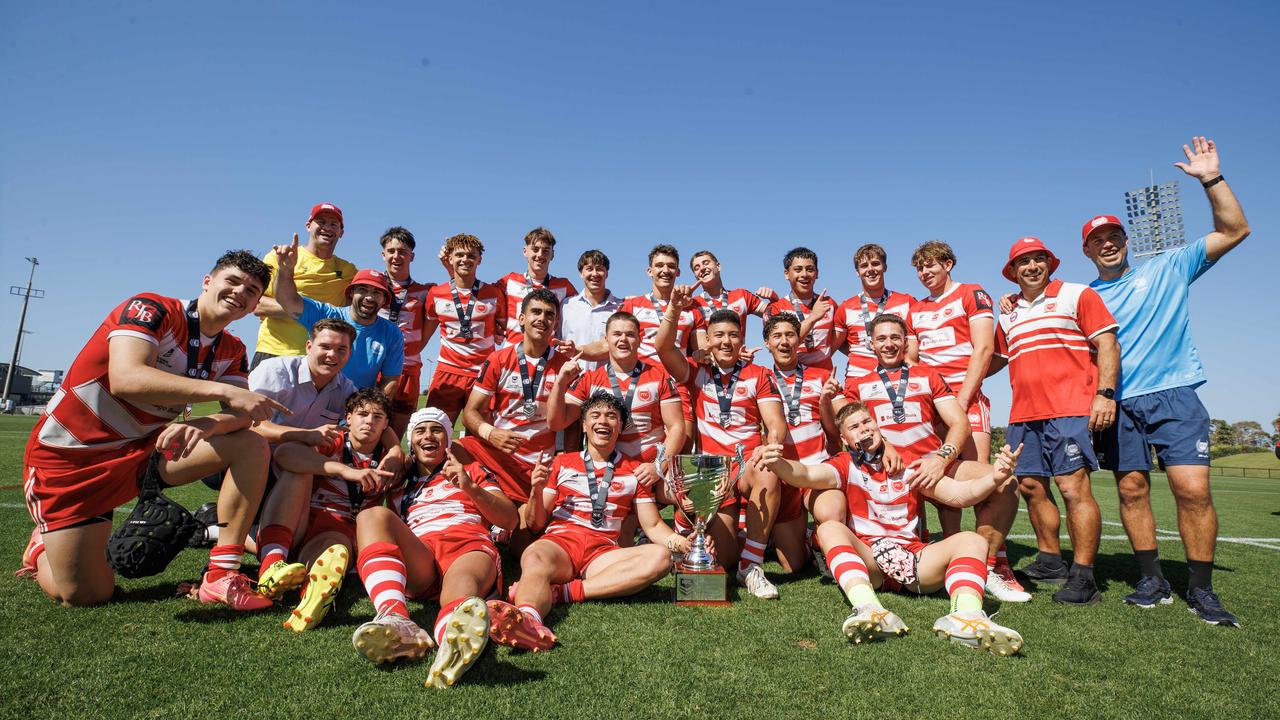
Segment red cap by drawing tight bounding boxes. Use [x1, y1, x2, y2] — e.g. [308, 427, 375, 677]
[1003, 236, 1060, 283]
[1081, 214, 1123, 248]
[345, 269, 391, 308]
[309, 202, 344, 225]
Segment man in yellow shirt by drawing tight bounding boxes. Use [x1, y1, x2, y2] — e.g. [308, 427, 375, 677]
[253, 202, 358, 368]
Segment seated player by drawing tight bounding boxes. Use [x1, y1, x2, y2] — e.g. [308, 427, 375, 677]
[764, 247, 838, 372]
[377, 226, 435, 436]
[267, 388, 398, 631]
[759, 402, 1025, 656]
[656, 288, 788, 599]
[487, 392, 690, 652]
[351, 407, 518, 688]
[19, 250, 287, 609]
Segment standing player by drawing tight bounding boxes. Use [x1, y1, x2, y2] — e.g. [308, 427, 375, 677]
[759, 403, 1025, 656]
[656, 290, 788, 599]
[254, 202, 357, 367]
[498, 227, 577, 347]
[764, 247, 838, 372]
[689, 250, 776, 332]
[1083, 137, 1249, 625]
[351, 407, 517, 688]
[20, 251, 287, 609]
[378, 227, 435, 435]
[422, 233, 506, 422]
[621, 245, 705, 364]
[988, 237, 1118, 604]
[560, 249, 622, 371]
[831, 244, 916, 380]
[487, 392, 689, 652]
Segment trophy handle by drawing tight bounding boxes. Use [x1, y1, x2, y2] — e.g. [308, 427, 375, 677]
[729, 445, 747, 484]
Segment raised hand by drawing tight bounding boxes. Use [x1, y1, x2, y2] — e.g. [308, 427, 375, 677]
[755, 285, 778, 301]
[529, 451, 551, 493]
[811, 288, 833, 317]
[555, 338, 579, 357]
[444, 449, 475, 492]
[273, 233, 300, 273]
[820, 375, 843, 400]
[557, 356, 583, 385]
[305, 423, 343, 447]
[1174, 136, 1220, 181]
[342, 465, 397, 493]
[993, 443, 1024, 491]
[224, 386, 291, 424]
[739, 346, 761, 363]
[668, 283, 693, 312]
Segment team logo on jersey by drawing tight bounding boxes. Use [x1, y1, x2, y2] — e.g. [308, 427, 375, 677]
[1009, 311, 1018, 322]
[475, 303, 488, 313]
[1045, 302, 1057, 311]
[943, 307, 954, 317]
[503, 375, 523, 391]
[610, 480, 626, 491]
[637, 390, 652, 402]
[974, 290, 993, 310]
[909, 382, 921, 391]
[735, 386, 748, 396]
[119, 296, 167, 332]
[892, 480, 905, 492]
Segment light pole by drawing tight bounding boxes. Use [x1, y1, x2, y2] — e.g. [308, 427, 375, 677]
[2, 257, 44, 413]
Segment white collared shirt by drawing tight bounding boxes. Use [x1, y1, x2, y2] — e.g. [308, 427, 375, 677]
[248, 355, 356, 433]
[561, 290, 623, 370]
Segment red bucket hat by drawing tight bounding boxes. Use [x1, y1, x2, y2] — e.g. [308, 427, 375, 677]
[1003, 236, 1060, 283]
[345, 269, 392, 308]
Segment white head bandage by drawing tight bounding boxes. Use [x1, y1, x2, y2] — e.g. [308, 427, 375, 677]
[405, 407, 452, 448]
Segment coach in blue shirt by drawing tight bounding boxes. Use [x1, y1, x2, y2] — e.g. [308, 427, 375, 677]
[1083, 136, 1250, 626]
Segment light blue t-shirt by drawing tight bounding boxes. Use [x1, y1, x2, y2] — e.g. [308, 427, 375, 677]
[1090, 236, 1214, 400]
[299, 298, 405, 389]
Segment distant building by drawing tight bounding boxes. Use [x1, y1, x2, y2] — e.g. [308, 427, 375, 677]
[1, 363, 59, 412]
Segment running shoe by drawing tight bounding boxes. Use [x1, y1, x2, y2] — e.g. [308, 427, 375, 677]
[1018, 558, 1068, 585]
[736, 565, 780, 600]
[1052, 573, 1101, 606]
[1123, 575, 1173, 608]
[1186, 587, 1240, 627]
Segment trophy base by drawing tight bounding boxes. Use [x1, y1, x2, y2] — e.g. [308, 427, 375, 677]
[674, 565, 730, 606]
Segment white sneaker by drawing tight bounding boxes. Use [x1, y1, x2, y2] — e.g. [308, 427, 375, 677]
[352, 609, 434, 664]
[736, 565, 780, 600]
[841, 604, 909, 644]
[931, 610, 1023, 656]
[426, 596, 490, 688]
[985, 570, 1032, 603]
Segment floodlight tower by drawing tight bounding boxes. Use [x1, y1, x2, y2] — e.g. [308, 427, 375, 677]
[2, 257, 44, 412]
[1124, 175, 1186, 259]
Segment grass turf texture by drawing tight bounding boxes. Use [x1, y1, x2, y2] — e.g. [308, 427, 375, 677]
[2, 413, 1279, 719]
[1213, 451, 1280, 470]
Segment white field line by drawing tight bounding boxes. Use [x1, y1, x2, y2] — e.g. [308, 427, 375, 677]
[1016, 508, 1280, 551]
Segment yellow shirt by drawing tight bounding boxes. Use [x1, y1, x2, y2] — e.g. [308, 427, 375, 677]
[254, 247, 358, 356]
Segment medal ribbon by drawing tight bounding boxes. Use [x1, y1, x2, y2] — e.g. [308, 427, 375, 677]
[450, 280, 480, 338]
[184, 299, 222, 380]
[711, 361, 743, 427]
[516, 345, 551, 414]
[774, 366, 805, 424]
[876, 365, 910, 424]
[581, 451, 618, 528]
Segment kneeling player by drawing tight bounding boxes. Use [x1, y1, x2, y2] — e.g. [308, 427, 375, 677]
[351, 407, 517, 688]
[488, 392, 689, 652]
[760, 402, 1026, 656]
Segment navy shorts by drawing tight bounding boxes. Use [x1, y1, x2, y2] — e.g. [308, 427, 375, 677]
[1094, 386, 1210, 472]
[1007, 416, 1097, 478]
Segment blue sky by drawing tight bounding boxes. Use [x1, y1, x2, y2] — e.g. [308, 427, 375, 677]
[2, 1, 1276, 427]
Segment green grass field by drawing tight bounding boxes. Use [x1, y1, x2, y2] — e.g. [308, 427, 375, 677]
[2, 413, 1278, 719]
[1214, 451, 1280, 470]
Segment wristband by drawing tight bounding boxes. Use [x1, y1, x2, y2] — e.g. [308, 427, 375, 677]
[1201, 175, 1224, 189]
[478, 422, 495, 441]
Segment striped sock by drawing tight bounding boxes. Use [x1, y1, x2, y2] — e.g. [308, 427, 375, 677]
[739, 539, 767, 573]
[434, 597, 466, 646]
[986, 554, 998, 571]
[996, 544, 1008, 562]
[562, 579, 585, 604]
[256, 524, 293, 574]
[207, 544, 244, 580]
[357, 542, 409, 618]
[945, 556, 987, 613]
[825, 545, 878, 607]
[518, 604, 543, 625]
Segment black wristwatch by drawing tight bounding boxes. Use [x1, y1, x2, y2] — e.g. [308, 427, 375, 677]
[1096, 387, 1115, 399]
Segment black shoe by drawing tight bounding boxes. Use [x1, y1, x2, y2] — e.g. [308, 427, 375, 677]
[188, 502, 218, 548]
[1123, 575, 1173, 608]
[1019, 558, 1068, 585]
[1185, 587, 1240, 627]
[1052, 573, 1101, 605]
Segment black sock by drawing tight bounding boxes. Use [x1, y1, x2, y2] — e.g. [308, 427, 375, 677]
[1070, 563, 1094, 581]
[1135, 549, 1163, 579]
[1037, 551, 1064, 568]
[1187, 560, 1213, 591]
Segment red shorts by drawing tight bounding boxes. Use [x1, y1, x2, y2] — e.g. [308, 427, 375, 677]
[393, 366, 423, 414]
[24, 448, 150, 533]
[778, 482, 804, 523]
[427, 369, 477, 423]
[541, 526, 620, 577]
[300, 507, 357, 549]
[966, 392, 992, 434]
[413, 526, 501, 600]
[456, 435, 532, 504]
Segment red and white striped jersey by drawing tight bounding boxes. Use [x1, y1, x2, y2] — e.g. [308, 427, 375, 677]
[25, 293, 249, 475]
[309, 432, 388, 523]
[827, 451, 925, 547]
[765, 295, 838, 370]
[833, 290, 915, 378]
[692, 288, 768, 331]
[379, 277, 434, 369]
[771, 364, 832, 465]
[843, 364, 956, 464]
[620, 294, 705, 364]
[424, 281, 506, 376]
[392, 462, 503, 539]
[498, 272, 577, 347]
[543, 451, 653, 540]
[906, 282, 994, 387]
[996, 280, 1117, 423]
[472, 344, 569, 468]
[566, 361, 680, 461]
[688, 361, 781, 455]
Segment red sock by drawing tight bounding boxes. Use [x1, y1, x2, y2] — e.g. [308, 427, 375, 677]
[564, 579, 586, 604]
[434, 597, 466, 646]
[517, 604, 543, 625]
[739, 539, 767, 572]
[207, 544, 245, 581]
[986, 555, 998, 570]
[945, 557, 988, 598]
[256, 524, 293, 575]
[357, 542, 409, 617]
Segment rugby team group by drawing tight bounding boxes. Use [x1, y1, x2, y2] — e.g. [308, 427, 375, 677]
[16, 137, 1251, 687]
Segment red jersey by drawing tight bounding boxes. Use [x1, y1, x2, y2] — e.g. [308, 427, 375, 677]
[996, 280, 1117, 423]
[826, 451, 925, 547]
[765, 294, 838, 370]
[25, 293, 249, 478]
[906, 282, 994, 387]
[472, 344, 569, 468]
[543, 451, 653, 541]
[833, 290, 915, 378]
[424, 280, 506, 376]
[692, 288, 768, 331]
[771, 364, 832, 465]
[844, 364, 956, 464]
[498, 271, 577, 347]
[620, 293, 705, 364]
[379, 277, 434, 370]
[566, 360, 680, 461]
[392, 462, 503, 539]
[308, 432, 387, 524]
[688, 361, 781, 455]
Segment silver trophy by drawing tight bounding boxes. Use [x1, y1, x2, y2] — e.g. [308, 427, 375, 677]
[657, 446, 746, 571]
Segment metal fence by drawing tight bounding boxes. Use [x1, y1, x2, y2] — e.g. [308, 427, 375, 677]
[1209, 466, 1280, 480]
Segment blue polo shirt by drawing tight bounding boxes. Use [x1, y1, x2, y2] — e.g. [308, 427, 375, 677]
[1090, 236, 1214, 400]
[299, 298, 404, 389]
